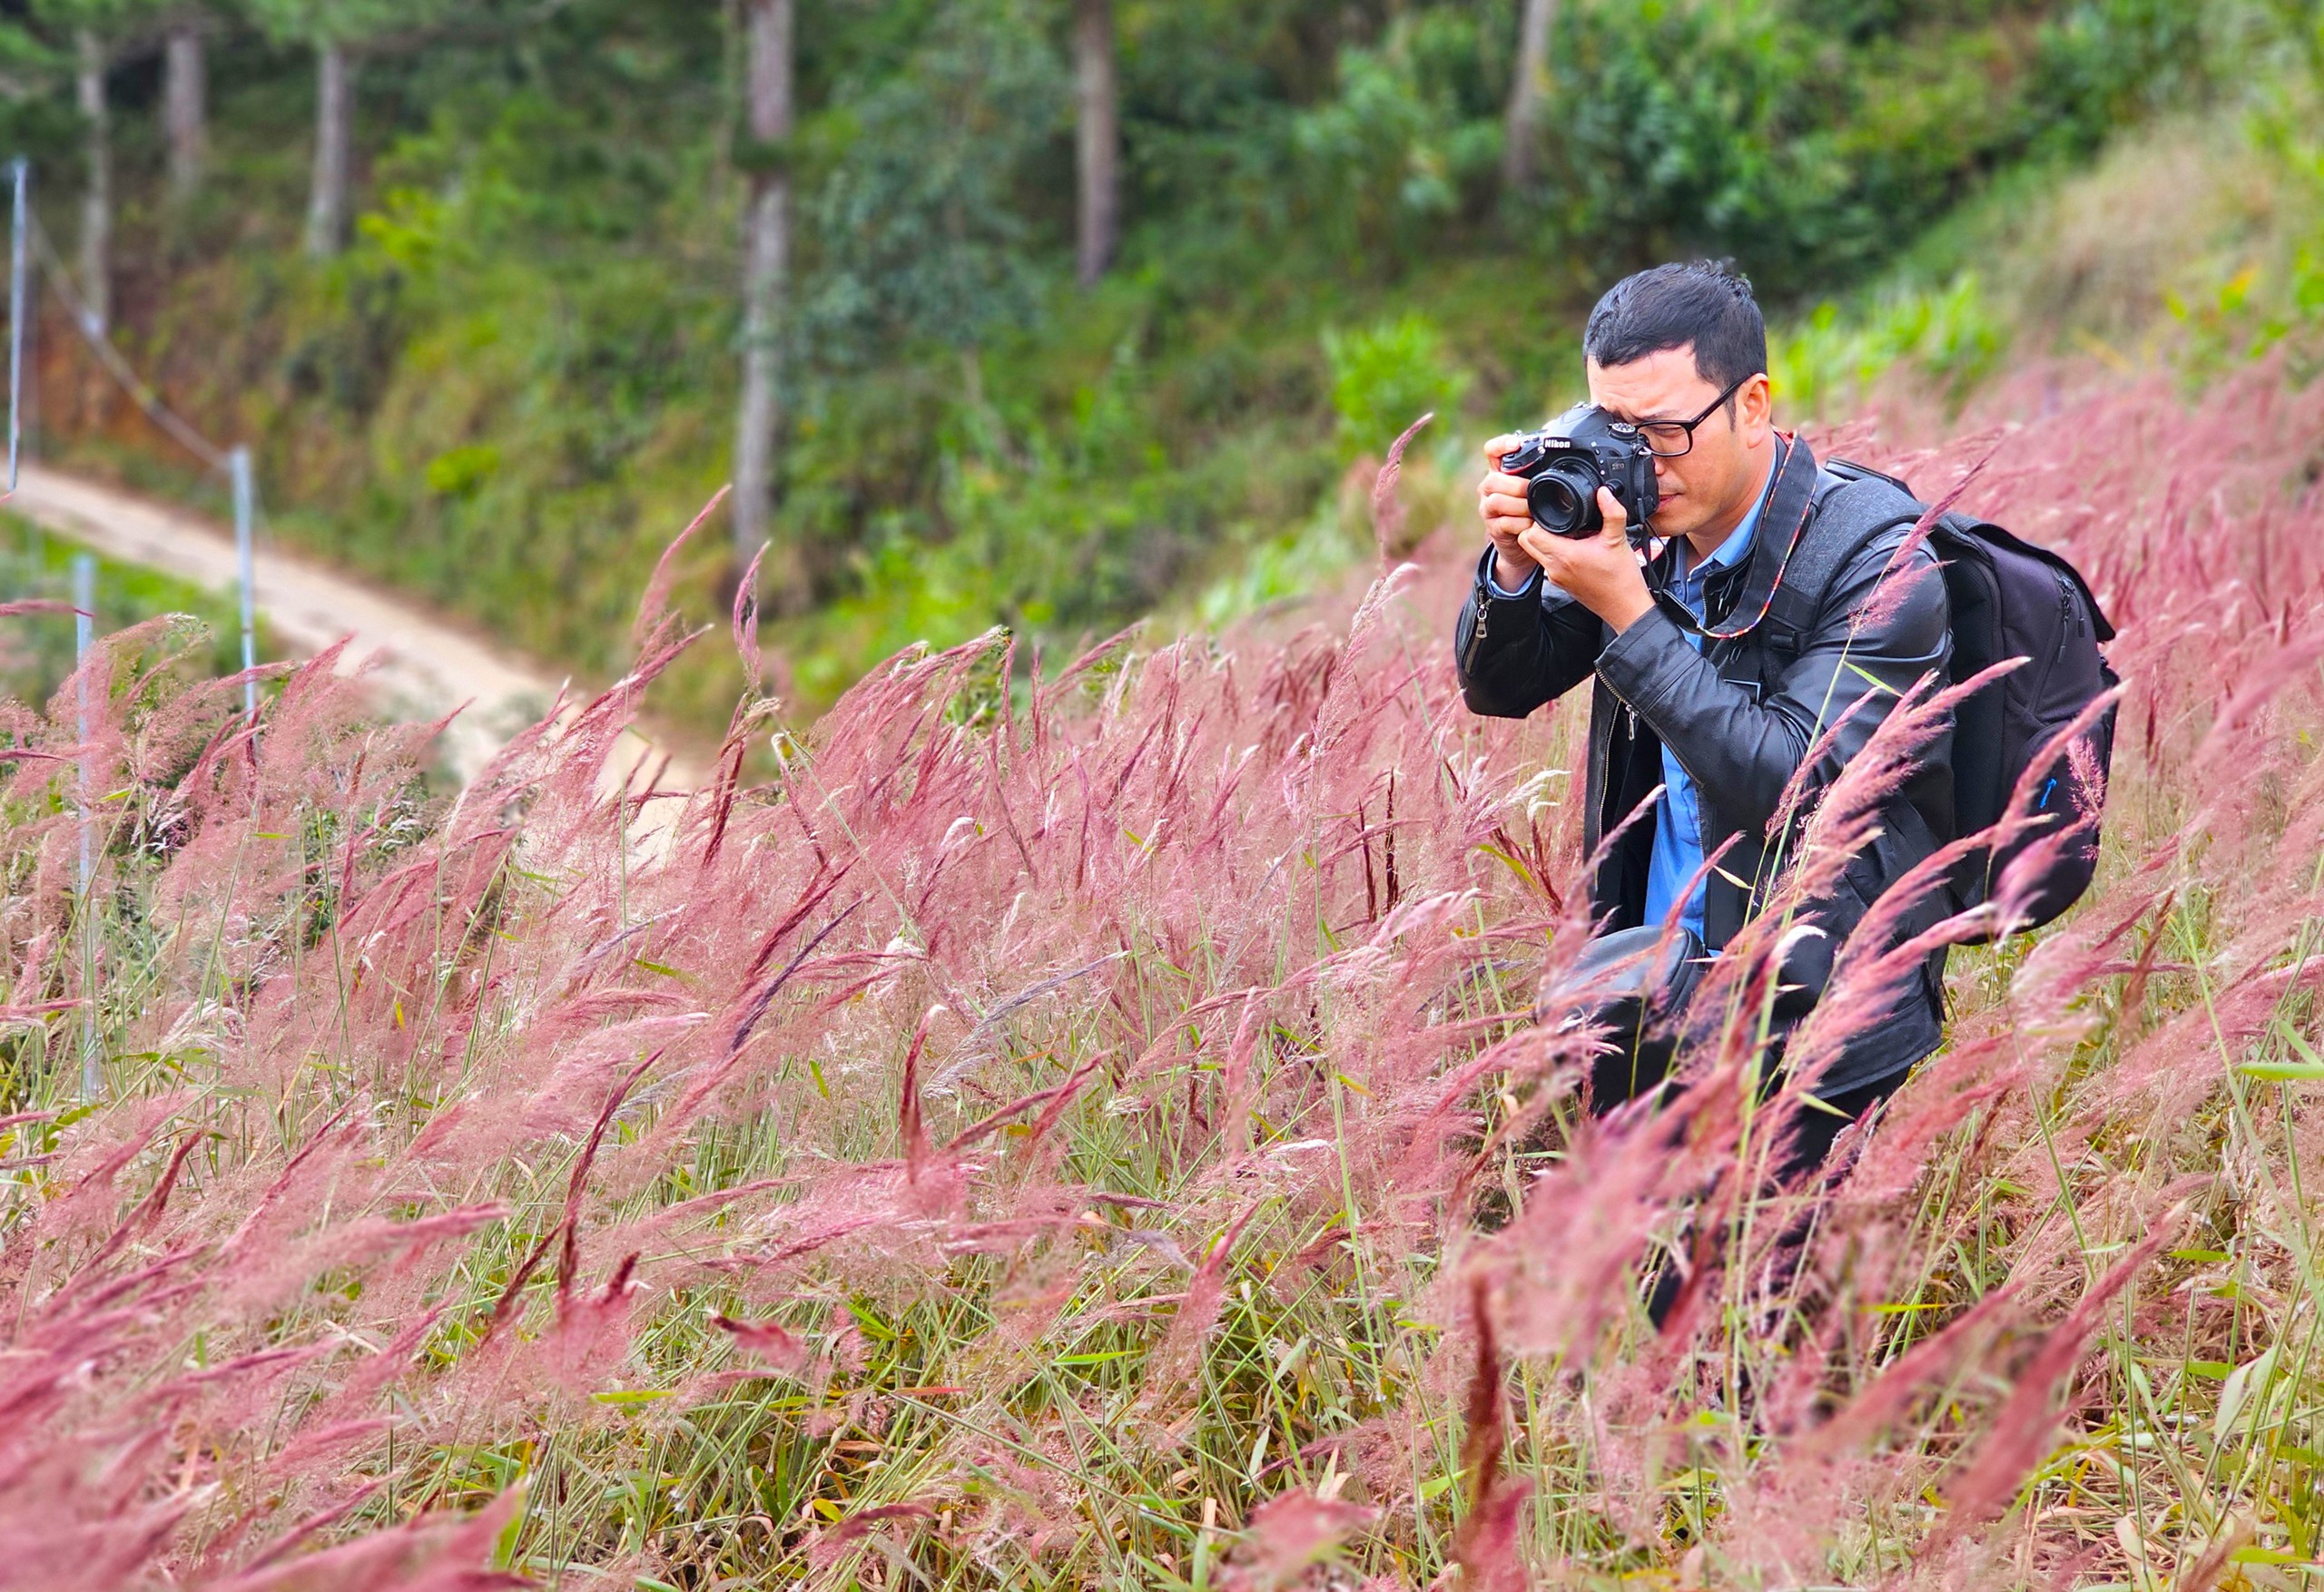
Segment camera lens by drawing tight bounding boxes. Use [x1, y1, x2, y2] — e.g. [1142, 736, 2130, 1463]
[1529, 460, 1602, 538]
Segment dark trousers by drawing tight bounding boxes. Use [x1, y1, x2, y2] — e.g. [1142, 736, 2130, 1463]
[1557, 928, 1911, 1325]
[1563, 925, 1905, 1181]
[1628, 1067, 1904, 1329]
[1589, 1038, 1905, 1184]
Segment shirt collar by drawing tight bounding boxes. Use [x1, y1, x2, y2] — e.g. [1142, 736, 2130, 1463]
[1677, 454, 1778, 587]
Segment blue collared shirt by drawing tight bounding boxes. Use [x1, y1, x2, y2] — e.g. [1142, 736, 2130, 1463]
[1641, 482, 1771, 942]
[1479, 467, 1777, 942]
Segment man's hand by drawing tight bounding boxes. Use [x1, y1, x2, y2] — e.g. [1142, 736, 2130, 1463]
[1476, 435, 1543, 592]
[1517, 487, 1655, 634]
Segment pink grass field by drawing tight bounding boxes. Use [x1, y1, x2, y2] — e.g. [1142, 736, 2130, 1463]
[6, 360, 2324, 1590]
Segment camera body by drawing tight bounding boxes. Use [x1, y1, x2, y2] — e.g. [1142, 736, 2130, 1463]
[1498, 403, 1659, 539]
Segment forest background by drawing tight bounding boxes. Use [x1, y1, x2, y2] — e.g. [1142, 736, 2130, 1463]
[0, 0, 2297, 736]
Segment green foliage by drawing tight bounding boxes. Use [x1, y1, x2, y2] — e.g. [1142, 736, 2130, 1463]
[1192, 488, 1365, 631]
[1550, 0, 1858, 285]
[420, 441, 499, 497]
[1322, 312, 1472, 461]
[2168, 236, 2324, 380]
[792, 330, 1335, 700]
[242, 0, 457, 48]
[1287, 11, 1504, 267]
[18, 0, 2253, 732]
[2024, 0, 2215, 150]
[25, 0, 164, 45]
[798, 0, 1070, 368]
[1771, 270, 2005, 417]
[1541, 0, 2219, 293]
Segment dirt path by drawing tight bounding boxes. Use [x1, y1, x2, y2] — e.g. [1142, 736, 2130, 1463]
[5, 461, 699, 795]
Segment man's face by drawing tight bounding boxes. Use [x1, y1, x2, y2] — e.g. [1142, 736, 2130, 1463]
[1585, 345, 1773, 546]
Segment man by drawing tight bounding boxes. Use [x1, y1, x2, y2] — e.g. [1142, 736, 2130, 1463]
[1454, 259, 1953, 1174]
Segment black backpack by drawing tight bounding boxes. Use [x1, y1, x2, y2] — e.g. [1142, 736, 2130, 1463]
[1763, 458, 2119, 941]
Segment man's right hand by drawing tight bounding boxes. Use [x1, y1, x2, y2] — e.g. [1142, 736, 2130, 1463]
[1477, 434, 1541, 591]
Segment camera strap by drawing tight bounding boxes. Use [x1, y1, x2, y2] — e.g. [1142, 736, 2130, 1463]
[1645, 432, 1822, 645]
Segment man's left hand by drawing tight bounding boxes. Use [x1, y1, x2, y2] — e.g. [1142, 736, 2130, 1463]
[1516, 487, 1655, 633]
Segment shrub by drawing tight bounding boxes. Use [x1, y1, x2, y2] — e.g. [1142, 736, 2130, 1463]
[1771, 270, 2004, 417]
[1323, 312, 1472, 461]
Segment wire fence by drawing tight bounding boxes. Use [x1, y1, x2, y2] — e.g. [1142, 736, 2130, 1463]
[2, 156, 272, 1101]
[4, 158, 261, 713]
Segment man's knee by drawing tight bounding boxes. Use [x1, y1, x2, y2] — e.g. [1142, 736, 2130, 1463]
[1773, 1068, 1909, 1183]
[1539, 925, 1705, 1115]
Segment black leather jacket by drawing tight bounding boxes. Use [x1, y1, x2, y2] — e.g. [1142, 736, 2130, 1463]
[1454, 437, 1954, 1090]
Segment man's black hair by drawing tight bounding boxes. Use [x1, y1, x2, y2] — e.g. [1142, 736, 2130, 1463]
[1583, 259, 1768, 392]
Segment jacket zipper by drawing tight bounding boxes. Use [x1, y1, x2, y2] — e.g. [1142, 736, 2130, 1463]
[1461, 587, 1490, 672]
[1601, 674, 1640, 740]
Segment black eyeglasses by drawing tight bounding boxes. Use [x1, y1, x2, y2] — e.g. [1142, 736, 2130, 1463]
[1630, 374, 1752, 457]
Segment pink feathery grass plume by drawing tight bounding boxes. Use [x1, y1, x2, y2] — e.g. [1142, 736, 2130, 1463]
[713, 1311, 811, 1371]
[804, 1501, 939, 1571]
[1922, 1213, 2188, 1556]
[12, 355, 2324, 1587]
[633, 485, 731, 649]
[1771, 664, 2068, 1098]
[1139, 1198, 1266, 1415]
[1448, 1274, 1532, 1592]
[1371, 410, 1434, 563]
[1226, 1489, 1381, 1591]
[732, 537, 769, 685]
[900, 1003, 939, 1183]
[204, 1490, 530, 1592]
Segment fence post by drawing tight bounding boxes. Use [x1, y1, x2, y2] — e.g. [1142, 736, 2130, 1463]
[231, 443, 254, 715]
[8, 157, 25, 494]
[73, 548, 97, 1099]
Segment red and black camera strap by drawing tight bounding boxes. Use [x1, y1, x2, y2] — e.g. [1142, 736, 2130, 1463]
[1645, 430, 1824, 646]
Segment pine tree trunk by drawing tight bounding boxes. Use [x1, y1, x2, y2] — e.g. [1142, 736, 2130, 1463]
[1501, 0, 1558, 195]
[304, 41, 352, 260]
[733, 0, 798, 611]
[75, 30, 110, 335]
[164, 25, 207, 203]
[1073, 0, 1119, 287]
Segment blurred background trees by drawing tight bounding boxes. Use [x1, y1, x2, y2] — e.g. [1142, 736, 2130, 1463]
[0, 0, 2299, 730]
[732, 0, 794, 605]
[161, 4, 204, 201]
[32, 0, 176, 332]
[1072, 0, 1118, 287]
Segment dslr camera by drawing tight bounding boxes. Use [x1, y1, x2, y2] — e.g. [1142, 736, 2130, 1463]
[1497, 403, 1659, 539]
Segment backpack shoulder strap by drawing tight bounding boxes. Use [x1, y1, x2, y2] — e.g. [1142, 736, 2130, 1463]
[1758, 458, 1926, 660]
